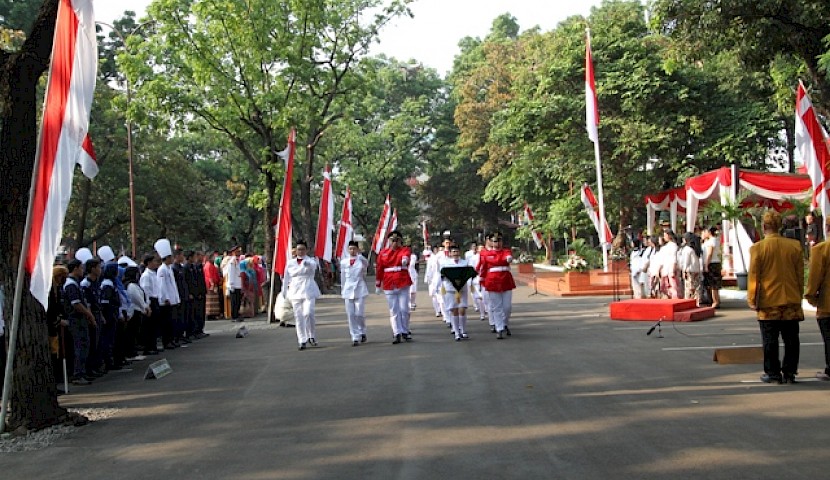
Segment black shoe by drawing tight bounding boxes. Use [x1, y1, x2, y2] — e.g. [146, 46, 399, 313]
[87, 370, 104, 378]
[72, 377, 92, 386]
[352, 340, 359, 347]
[180, 337, 192, 344]
[504, 327, 511, 336]
[392, 334, 402, 344]
[164, 343, 177, 350]
[360, 334, 367, 343]
[309, 338, 318, 347]
[782, 373, 797, 384]
[404, 333, 412, 342]
[298, 343, 307, 350]
[497, 331, 504, 340]
[460, 333, 469, 339]
[455, 335, 462, 342]
[491, 326, 497, 333]
[144, 350, 160, 355]
[760, 373, 782, 384]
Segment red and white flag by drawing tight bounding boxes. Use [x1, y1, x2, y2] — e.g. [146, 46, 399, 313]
[523, 204, 544, 249]
[274, 128, 296, 276]
[795, 81, 830, 216]
[371, 195, 391, 254]
[26, 0, 98, 308]
[585, 30, 600, 144]
[421, 221, 429, 247]
[334, 187, 353, 259]
[314, 165, 334, 260]
[383, 209, 399, 248]
[581, 183, 613, 244]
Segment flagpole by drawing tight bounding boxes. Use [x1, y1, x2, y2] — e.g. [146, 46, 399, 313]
[266, 225, 280, 324]
[586, 27, 609, 273]
[594, 139, 609, 272]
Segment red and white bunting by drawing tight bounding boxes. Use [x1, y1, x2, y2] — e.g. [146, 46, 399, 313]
[371, 195, 391, 254]
[523, 204, 544, 249]
[334, 187, 353, 259]
[581, 183, 613, 244]
[274, 128, 296, 275]
[26, 0, 98, 308]
[314, 165, 334, 260]
[795, 81, 830, 216]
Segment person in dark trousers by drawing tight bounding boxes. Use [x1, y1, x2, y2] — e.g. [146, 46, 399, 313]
[805, 218, 830, 381]
[748, 210, 804, 384]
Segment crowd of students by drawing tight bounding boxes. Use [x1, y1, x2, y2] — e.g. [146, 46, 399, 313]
[39, 239, 267, 389]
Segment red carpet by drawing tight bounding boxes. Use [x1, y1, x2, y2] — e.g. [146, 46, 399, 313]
[609, 298, 715, 322]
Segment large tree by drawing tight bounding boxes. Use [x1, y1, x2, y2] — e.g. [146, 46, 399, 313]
[0, 0, 80, 432]
[124, 0, 412, 262]
[651, 0, 830, 111]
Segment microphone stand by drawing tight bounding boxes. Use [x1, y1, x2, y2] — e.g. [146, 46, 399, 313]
[529, 273, 547, 297]
[646, 316, 664, 338]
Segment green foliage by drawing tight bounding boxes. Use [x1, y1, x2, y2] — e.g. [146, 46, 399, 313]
[0, 0, 42, 32]
[564, 238, 602, 269]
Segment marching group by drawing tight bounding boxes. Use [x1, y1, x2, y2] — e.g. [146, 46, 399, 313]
[284, 230, 517, 351]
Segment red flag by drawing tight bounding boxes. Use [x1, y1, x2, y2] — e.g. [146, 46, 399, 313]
[581, 183, 613, 244]
[314, 165, 334, 260]
[26, 0, 98, 308]
[371, 195, 391, 254]
[796, 81, 830, 216]
[274, 128, 296, 275]
[334, 187, 353, 259]
[523, 203, 544, 249]
[585, 30, 599, 144]
[421, 221, 429, 247]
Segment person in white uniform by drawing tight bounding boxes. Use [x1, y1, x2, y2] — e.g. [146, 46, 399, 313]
[468, 244, 487, 320]
[440, 244, 471, 341]
[282, 241, 321, 350]
[340, 241, 369, 346]
[424, 245, 442, 317]
[408, 248, 418, 311]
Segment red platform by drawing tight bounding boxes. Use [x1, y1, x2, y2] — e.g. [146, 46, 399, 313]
[609, 298, 715, 322]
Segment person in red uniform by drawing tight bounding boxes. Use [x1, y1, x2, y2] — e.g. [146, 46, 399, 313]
[477, 231, 516, 339]
[375, 230, 413, 344]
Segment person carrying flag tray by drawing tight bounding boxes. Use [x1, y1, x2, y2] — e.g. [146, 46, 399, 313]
[375, 230, 413, 344]
[477, 231, 516, 339]
[440, 244, 477, 341]
[340, 241, 370, 346]
[282, 240, 322, 350]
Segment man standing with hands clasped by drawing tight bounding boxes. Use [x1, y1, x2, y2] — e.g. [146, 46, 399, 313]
[375, 230, 413, 344]
[804, 217, 830, 381]
[748, 210, 804, 384]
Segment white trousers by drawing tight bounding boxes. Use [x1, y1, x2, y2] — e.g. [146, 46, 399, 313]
[487, 290, 512, 332]
[430, 293, 441, 315]
[384, 287, 410, 335]
[344, 297, 366, 341]
[291, 297, 316, 344]
[409, 283, 417, 308]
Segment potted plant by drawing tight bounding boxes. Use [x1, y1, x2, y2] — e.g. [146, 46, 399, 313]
[703, 191, 752, 290]
[560, 253, 590, 288]
[517, 252, 535, 273]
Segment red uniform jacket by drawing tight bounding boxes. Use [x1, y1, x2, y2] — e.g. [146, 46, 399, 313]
[478, 248, 516, 292]
[376, 246, 413, 290]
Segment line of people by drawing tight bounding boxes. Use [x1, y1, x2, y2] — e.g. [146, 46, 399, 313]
[279, 230, 518, 351]
[628, 226, 722, 308]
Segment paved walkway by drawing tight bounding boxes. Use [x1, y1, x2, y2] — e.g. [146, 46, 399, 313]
[1, 281, 829, 479]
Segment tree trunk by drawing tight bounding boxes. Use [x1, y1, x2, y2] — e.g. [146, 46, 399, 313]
[0, 0, 66, 432]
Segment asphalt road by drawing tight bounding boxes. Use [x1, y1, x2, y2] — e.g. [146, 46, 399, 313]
[2, 280, 830, 479]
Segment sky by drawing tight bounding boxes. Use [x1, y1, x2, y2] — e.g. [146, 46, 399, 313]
[95, 0, 605, 74]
